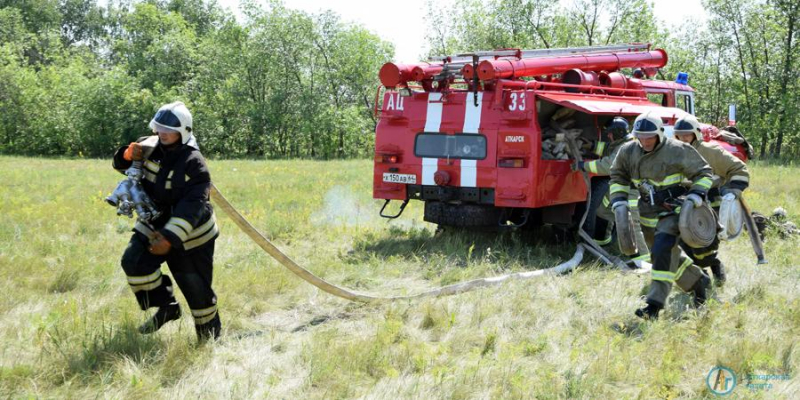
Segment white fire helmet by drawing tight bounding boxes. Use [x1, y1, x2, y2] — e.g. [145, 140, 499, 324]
[632, 111, 665, 145]
[673, 114, 703, 143]
[149, 101, 193, 144]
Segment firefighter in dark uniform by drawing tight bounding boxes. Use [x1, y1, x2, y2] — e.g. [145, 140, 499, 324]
[610, 112, 713, 319]
[672, 115, 750, 285]
[578, 117, 650, 264]
[113, 101, 221, 341]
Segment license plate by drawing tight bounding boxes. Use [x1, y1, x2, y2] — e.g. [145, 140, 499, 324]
[383, 173, 417, 184]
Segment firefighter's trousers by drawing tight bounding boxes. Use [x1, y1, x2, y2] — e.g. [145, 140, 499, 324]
[680, 235, 722, 270]
[121, 233, 219, 327]
[641, 213, 707, 305]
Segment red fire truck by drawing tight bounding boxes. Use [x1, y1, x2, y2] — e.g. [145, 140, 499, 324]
[372, 44, 749, 228]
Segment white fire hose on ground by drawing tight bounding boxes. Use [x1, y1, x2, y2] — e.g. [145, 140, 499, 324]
[210, 184, 591, 303]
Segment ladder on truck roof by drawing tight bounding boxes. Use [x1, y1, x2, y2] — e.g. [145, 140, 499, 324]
[428, 43, 651, 80]
[430, 43, 650, 63]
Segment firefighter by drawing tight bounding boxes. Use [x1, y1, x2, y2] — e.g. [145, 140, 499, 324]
[610, 112, 713, 319]
[113, 101, 221, 341]
[578, 117, 650, 264]
[672, 115, 750, 285]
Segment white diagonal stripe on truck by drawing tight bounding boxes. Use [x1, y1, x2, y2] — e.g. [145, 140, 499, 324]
[422, 92, 443, 185]
[460, 92, 483, 187]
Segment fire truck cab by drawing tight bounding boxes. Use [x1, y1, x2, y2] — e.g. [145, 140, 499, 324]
[373, 44, 747, 228]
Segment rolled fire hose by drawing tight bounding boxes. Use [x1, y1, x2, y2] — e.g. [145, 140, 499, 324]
[210, 184, 591, 303]
[679, 199, 718, 248]
[718, 195, 743, 240]
[614, 205, 638, 256]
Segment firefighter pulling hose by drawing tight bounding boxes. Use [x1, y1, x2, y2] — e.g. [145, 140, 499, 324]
[109, 102, 222, 342]
[611, 112, 715, 319]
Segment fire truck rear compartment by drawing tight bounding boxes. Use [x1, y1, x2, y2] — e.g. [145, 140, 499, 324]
[537, 100, 601, 160]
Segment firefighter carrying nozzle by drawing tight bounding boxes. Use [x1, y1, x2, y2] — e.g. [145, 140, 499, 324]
[105, 160, 161, 222]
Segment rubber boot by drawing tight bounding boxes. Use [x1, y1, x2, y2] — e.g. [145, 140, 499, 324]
[710, 260, 726, 286]
[692, 274, 712, 307]
[196, 312, 221, 342]
[635, 299, 664, 320]
[139, 302, 181, 334]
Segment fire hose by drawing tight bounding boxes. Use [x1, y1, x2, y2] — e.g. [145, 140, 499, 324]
[209, 178, 637, 303]
[206, 132, 636, 303]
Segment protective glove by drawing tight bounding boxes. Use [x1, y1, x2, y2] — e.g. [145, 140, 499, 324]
[721, 188, 743, 199]
[686, 193, 703, 207]
[123, 142, 143, 161]
[148, 231, 172, 255]
[612, 200, 628, 212]
[571, 161, 585, 172]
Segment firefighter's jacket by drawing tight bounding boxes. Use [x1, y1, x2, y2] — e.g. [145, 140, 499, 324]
[690, 140, 749, 197]
[610, 137, 713, 225]
[113, 136, 219, 251]
[585, 137, 632, 176]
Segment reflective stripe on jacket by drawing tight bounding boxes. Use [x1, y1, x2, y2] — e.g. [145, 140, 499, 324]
[584, 137, 631, 176]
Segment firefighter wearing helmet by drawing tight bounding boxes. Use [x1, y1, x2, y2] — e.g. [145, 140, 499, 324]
[672, 115, 750, 285]
[112, 101, 221, 341]
[578, 117, 650, 264]
[610, 111, 714, 319]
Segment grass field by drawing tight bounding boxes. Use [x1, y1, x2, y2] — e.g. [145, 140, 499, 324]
[0, 156, 797, 399]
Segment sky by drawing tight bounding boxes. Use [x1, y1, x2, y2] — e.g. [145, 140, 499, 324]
[217, 0, 708, 63]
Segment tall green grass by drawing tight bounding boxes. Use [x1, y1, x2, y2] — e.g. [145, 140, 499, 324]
[0, 156, 797, 398]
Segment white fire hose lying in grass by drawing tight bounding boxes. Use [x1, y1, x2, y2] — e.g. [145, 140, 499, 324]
[208, 134, 638, 303]
[209, 185, 599, 303]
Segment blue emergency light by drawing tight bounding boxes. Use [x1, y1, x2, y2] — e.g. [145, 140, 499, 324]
[676, 72, 689, 85]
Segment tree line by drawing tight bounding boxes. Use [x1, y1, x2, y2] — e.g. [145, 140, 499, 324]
[0, 0, 392, 158]
[0, 0, 797, 159]
[425, 0, 799, 158]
